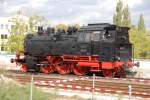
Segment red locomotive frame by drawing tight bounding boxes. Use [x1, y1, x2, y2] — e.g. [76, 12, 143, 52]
[12, 53, 139, 78]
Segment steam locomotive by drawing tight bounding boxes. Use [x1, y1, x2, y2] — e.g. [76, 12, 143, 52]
[11, 23, 139, 77]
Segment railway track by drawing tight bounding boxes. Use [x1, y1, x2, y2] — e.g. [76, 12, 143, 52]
[3, 70, 150, 99]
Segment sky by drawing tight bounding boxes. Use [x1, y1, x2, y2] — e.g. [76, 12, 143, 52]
[0, 0, 150, 28]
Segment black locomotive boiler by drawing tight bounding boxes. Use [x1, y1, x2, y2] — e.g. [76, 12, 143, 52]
[11, 23, 139, 77]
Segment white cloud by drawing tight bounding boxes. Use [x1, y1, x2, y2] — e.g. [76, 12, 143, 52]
[0, 0, 150, 28]
[30, 0, 48, 3]
[29, 0, 48, 8]
[121, 0, 143, 8]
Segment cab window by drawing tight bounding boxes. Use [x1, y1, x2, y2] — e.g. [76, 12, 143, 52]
[91, 32, 100, 41]
[84, 33, 91, 42]
[78, 33, 91, 42]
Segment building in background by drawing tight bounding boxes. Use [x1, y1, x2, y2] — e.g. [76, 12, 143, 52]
[0, 12, 49, 54]
[0, 14, 29, 54]
[0, 17, 12, 54]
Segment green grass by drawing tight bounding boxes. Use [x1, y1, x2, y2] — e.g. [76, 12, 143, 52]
[0, 68, 6, 75]
[0, 80, 124, 100]
[0, 80, 91, 100]
[0, 81, 52, 100]
[0, 70, 97, 100]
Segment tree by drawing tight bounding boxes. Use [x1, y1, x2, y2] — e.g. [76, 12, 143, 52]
[113, 0, 131, 27]
[74, 24, 80, 30]
[113, 1, 150, 58]
[122, 5, 131, 27]
[7, 12, 27, 53]
[138, 14, 145, 32]
[113, 0, 123, 26]
[28, 15, 44, 33]
[129, 27, 150, 58]
[55, 24, 68, 32]
[7, 12, 44, 54]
